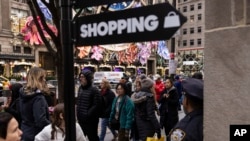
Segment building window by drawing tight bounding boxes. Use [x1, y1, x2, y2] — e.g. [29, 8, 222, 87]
[13, 46, 21, 53]
[183, 28, 187, 35]
[190, 5, 194, 11]
[197, 39, 202, 45]
[198, 3, 202, 9]
[178, 0, 181, 3]
[197, 27, 202, 33]
[24, 47, 32, 54]
[183, 40, 187, 46]
[190, 39, 194, 46]
[190, 27, 194, 34]
[190, 15, 194, 22]
[183, 0, 188, 2]
[198, 14, 202, 20]
[183, 6, 187, 12]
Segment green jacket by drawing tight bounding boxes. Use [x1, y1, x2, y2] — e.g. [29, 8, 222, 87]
[109, 95, 135, 130]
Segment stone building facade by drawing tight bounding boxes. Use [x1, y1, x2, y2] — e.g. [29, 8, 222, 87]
[205, 0, 250, 140]
[176, 0, 205, 76]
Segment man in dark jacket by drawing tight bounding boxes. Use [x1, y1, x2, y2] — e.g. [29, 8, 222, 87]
[76, 70, 102, 141]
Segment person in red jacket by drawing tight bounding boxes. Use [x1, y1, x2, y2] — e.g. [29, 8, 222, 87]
[154, 74, 165, 103]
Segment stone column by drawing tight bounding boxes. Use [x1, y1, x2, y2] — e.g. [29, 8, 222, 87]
[205, 0, 250, 140]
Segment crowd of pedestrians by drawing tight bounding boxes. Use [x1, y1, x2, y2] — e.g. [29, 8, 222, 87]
[0, 67, 204, 141]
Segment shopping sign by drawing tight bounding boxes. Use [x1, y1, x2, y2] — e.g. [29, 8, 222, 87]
[75, 3, 187, 46]
[73, 0, 132, 8]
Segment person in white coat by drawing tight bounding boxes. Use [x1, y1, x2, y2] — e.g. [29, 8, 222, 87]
[35, 103, 87, 141]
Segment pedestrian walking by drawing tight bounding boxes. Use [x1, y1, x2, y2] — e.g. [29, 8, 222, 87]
[131, 77, 161, 141]
[168, 78, 203, 141]
[19, 67, 50, 141]
[35, 103, 87, 141]
[99, 79, 118, 141]
[109, 83, 135, 141]
[159, 78, 179, 137]
[0, 112, 22, 141]
[76, 70, 102, 141]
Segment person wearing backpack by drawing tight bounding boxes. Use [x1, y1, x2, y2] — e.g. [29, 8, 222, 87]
[99, 78, 117, 141]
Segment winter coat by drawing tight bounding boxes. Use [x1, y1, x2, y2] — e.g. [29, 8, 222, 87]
[76, 85, 102, 123]
[131, 88, 161, 141]
[159, 86, 179, 128]
[100, 88, 116, 118]
[19, 88, 50, 141]
[109, 95, 134, 130]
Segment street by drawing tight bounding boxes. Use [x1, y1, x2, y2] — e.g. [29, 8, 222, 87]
[99, 107, 185, 141]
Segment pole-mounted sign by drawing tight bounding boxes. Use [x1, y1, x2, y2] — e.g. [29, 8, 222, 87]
[73, 0, 133, 9]
[75, 3, 187, 46]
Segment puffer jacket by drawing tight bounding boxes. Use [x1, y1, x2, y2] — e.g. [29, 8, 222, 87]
[76, 85, 101, 123]
[131, 88, 161, 141]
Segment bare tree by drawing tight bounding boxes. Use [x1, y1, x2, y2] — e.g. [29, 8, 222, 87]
[27, 0, 64, 102]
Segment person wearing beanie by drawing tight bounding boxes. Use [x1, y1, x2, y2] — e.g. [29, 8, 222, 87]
[76, 70, 102, 141]
[131, 77, 161, 141]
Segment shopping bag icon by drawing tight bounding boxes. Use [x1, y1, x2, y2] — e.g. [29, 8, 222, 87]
[164, 11, 180, 28]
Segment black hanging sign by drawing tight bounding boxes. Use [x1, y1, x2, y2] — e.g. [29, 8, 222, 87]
[74, 0, 133, 9]
[75, 3, 187, 46]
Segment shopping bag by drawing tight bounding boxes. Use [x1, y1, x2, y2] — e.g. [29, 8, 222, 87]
[146, 135, 165, 141]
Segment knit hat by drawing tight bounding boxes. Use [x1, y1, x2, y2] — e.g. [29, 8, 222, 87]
[141, 78, 154, 88]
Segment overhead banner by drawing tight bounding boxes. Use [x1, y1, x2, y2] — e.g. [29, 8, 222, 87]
[75, 3, 187, 46]
[73, 0, 133, 9]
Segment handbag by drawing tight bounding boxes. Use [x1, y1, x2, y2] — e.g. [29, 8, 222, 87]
[110, 118, 120, 130]
[146, 134, 165, 141]
[110, 97, 127, 130]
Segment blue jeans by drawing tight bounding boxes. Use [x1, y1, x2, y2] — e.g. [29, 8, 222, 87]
[99, 118, 117, 141]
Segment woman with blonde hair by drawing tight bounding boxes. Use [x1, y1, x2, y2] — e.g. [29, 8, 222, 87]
[19, 67, 50, 141]
[99, 78, 117, 141]
[35, 103, 86, 141]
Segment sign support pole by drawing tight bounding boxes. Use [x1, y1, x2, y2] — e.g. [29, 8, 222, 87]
[170, 0, 177, 79]
[60, 0, 76, 141]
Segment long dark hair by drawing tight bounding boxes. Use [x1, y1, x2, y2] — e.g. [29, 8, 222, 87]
[0, 112, 13, 139]
[51, 103, 65, 139]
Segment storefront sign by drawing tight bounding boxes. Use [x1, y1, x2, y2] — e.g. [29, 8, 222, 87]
[74, 0, 132, 8]
[75, 3, 187, 46]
